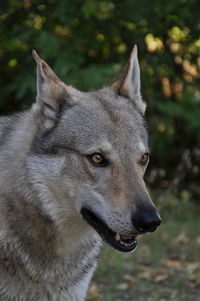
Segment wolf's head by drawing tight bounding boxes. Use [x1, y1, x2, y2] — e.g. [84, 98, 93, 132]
[29, 47, 161, 253]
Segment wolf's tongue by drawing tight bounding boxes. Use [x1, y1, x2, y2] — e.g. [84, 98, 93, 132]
[115, 232, 137, 242]
[121, 234, 135, 239]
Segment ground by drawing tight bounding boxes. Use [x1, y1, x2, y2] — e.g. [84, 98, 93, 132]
[87, 202, 200, 301]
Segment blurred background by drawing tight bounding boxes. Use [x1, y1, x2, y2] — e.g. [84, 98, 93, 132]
[0, 1, 200, 300]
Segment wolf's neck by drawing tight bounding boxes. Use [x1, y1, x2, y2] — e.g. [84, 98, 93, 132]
[0, 201, 101, 300]
[0, 192, 101, 277]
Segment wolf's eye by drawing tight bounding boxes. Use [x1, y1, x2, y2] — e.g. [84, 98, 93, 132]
[87, 153, 109, 167]
[139, 153, 149, 166]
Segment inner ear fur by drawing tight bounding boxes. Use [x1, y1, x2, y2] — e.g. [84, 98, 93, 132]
[111, 45, 146, 115]
[32, 50, 69, 120]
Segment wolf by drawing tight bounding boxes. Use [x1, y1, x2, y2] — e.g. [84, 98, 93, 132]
[0, 46, 161, 301]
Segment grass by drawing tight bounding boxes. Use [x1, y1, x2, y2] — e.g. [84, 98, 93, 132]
[87, 203, 200, 301]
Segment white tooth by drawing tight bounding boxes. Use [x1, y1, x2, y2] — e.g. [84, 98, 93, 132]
[115, 232, 120, 241]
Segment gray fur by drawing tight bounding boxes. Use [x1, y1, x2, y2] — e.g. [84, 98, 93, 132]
[0, 48, 158, 300]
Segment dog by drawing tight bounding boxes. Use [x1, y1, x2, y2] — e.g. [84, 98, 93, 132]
[0, 46, 161, 301]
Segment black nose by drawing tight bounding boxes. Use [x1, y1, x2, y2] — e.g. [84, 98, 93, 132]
[132, 208, 161, 233]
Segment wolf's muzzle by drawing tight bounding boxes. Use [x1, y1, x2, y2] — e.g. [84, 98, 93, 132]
[132, 208, 161, 234]
[81, 207, 138, 252]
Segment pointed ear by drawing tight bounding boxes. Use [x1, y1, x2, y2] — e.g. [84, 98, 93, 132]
[32, 50, 68, 120]
[111, 45, 146, 115]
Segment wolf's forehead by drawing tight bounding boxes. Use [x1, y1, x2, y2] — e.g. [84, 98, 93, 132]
[91, 89, 148, 144]
[62, 97, 143, 136]
[60, 92, 147, 153]
[69, 88, 143, 126]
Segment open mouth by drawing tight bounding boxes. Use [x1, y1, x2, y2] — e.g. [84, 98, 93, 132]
[81, 208, 138, 252]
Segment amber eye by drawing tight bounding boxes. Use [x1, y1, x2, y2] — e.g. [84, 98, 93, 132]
[139, 153, 149, 166]
[87, 153, 109, 167]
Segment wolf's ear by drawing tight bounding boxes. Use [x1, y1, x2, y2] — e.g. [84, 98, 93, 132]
[32, 50, 68, 120]
[111, 45, 146, 115]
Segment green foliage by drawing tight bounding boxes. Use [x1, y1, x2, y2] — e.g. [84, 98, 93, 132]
[0, 0, 199, 197]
